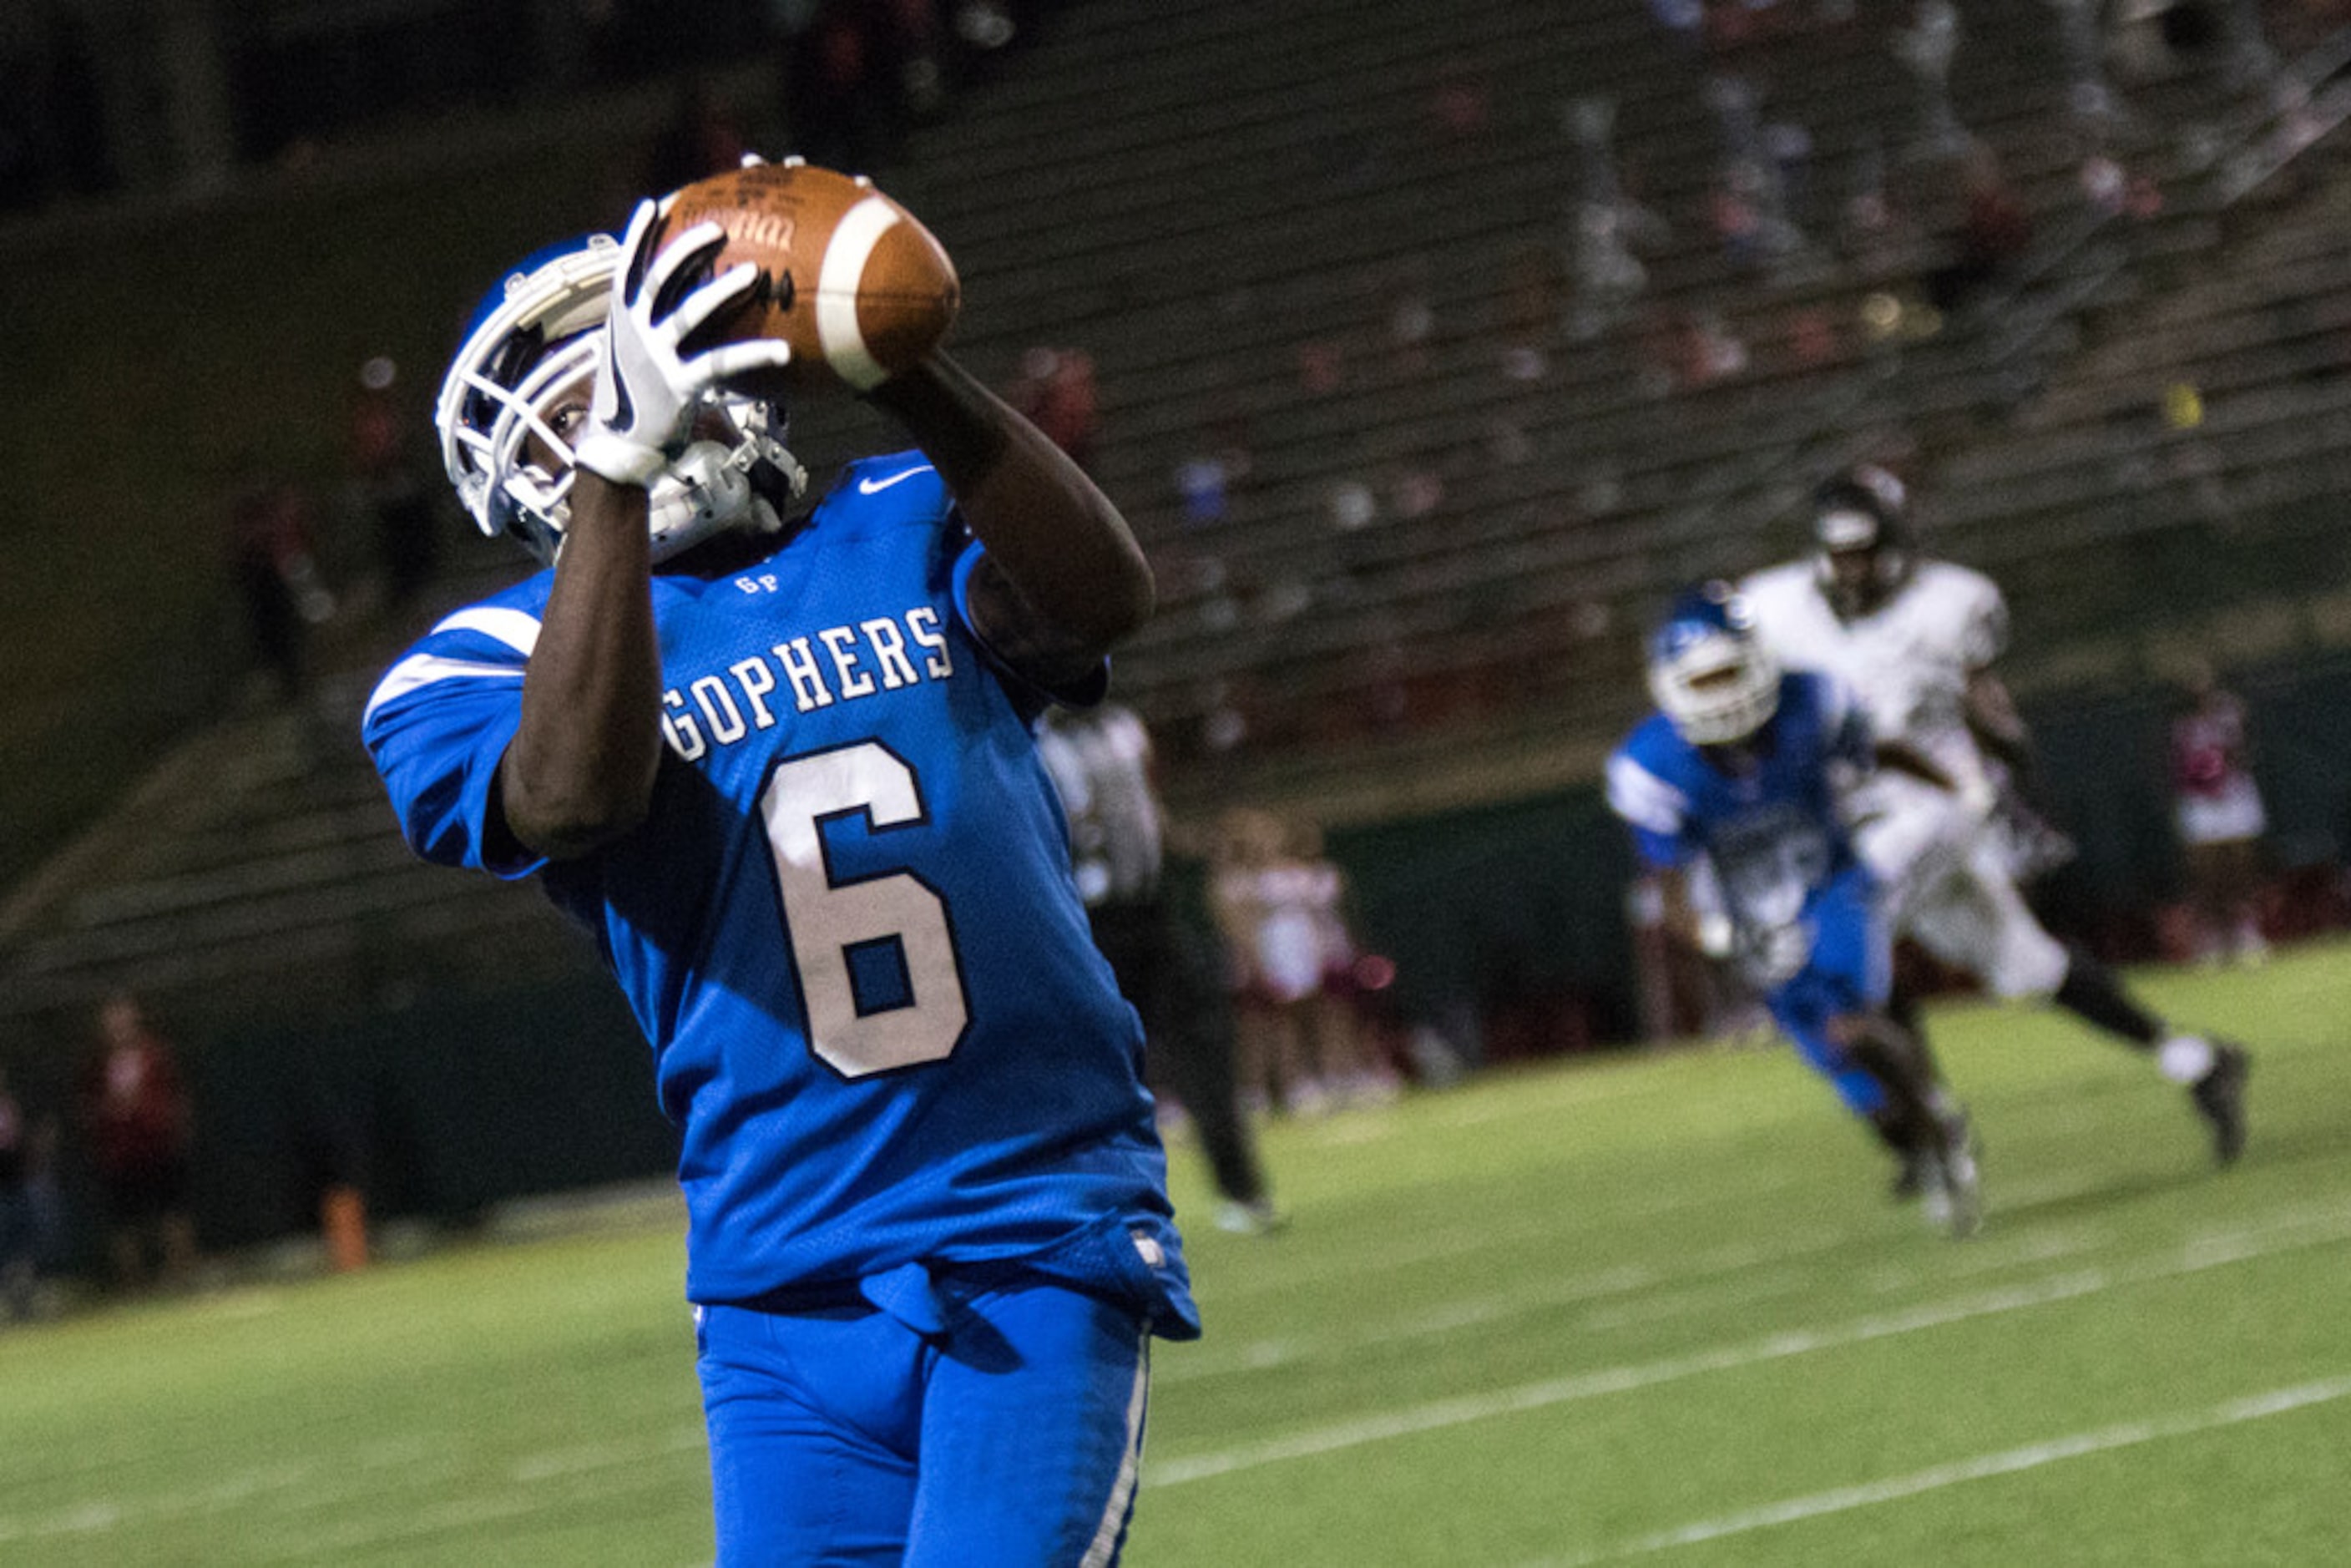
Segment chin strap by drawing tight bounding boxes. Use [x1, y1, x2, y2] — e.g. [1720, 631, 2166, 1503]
[647, 439, 756, 559]
[645, 428, 806, 561]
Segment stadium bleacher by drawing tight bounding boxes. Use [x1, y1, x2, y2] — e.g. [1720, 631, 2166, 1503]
[2, 0, 2348, 1150]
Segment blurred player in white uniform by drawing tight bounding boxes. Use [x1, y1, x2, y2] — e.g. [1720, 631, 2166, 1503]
[1741, 466, 2249, 1167]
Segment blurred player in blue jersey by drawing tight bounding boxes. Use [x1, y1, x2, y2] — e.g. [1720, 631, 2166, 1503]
[1605, 583, 1984, 1236]
[363, 185, 1194, 1564]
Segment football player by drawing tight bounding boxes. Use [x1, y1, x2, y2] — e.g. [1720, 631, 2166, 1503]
[1038, 701, 1284, 1235]
[1741, 467, 2250, 1171]
[363, 194, 1193, 1564]
[1606, 584, 1983, 1236]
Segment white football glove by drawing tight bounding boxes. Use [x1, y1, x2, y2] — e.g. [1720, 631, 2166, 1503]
[1694, 911, 1736, 960]
[1955, 772, 2000, 826]
[574, 200, 794, 488]
[1738, 919, 1814, 988]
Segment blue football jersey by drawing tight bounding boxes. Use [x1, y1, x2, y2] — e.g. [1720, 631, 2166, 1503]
[364, 453, 1195, 1332]
[1605, 671, 1869, 932]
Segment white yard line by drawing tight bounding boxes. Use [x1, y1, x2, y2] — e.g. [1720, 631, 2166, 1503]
[0, 1419, 703, 1550]
[1176, 1217, 2125, 1388]
[1160, 1227, 1853, 1386]
[1206, 1171, 1801, 1305]
[16, 1191, 2348, 1550]
[1147, 1203, 2351, 1486]
[1858, 1223, 2108, 1294]
[1520, 1373, 2351, 1565]
[260, 1440, 705, 1562]
[0, 1463, 316, 1545]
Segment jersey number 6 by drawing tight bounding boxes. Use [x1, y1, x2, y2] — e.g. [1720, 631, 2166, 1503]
[760, 741, 970, 1077]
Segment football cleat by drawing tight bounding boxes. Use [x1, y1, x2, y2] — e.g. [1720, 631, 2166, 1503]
[1918, 1108, 1982, 1240]
[2189, 1043, 2251, 1166]
[1888, 1146, 1929, 1202]
[1213, 1198, 1289, 1237]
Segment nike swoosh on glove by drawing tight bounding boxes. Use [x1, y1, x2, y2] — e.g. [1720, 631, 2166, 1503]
[573, 200, 795, 487]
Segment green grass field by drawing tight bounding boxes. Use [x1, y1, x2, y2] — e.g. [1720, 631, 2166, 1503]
[5, 943, 2349, 1565]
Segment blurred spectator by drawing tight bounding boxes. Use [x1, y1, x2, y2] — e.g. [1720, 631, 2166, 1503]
[642, 77, 751, 195]
[1704, 73, 1810, 269]
[2081, 148, 2165, 221]
[345, 357, 440, 615]
[1004, 346, 1101, 473]
[881, 0, 954, 123]
[1568, 97, 1654, 336]
[1383, 262, 1438, 376]
[2169, 662, 2271, 965]
[1708, 165, 1766, 271]
[0, 1065, 41, 1318]
[1671, 308, 1751, 388]
[1497, 245, 1559, 381]
[1297, 340, 1345, 394]
[1925, 145, 2033, 313]
[1175, 454, 1231, 527]
[1039, 704, 1282, 1235]
[776, 0, 1018, 176]
[1427, 58, 1494, 147]
[2049, 0, 2131, 124]
[1838, 136, 1914, 274]
[1783, 303, 1843, 369]
[228, 459, 334, 704]
[1893, 0, 1972, 159]
[780, 1, 908, 175]
[1764, 119, 1817, 235]
[1210, 809, 1398, 1116]
[1646, 0, 1706, 55]
[77, 994, 199, 1291]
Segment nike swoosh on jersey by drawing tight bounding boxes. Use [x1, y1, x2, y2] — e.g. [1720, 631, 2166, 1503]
[858, 465, 935, 495]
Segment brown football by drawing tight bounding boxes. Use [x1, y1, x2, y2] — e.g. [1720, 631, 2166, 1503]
[654, 159, 960, 394]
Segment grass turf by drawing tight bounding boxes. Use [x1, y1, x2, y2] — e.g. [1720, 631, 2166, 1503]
[3, 942, 2347, 1564]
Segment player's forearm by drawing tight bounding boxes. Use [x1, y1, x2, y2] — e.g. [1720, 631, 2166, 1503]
[1963, 670, 2034, 777]
[1874, 741, 1959, 794]
[866, 353, 1154, 651]
[500, 473, 665, 858]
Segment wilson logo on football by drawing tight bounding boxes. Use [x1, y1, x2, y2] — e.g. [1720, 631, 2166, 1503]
[723, 211, 796, 254]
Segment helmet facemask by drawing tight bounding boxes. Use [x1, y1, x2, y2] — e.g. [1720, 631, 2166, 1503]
[1648, 586, 1780, 746]
[436, 235, 806, 569]
[1651, 632, 1781, 746]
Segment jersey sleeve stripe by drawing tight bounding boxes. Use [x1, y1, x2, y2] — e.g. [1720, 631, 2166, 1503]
[1605, 752, 1688, 836]
[430, 605, 542, 657]
[363, 655, 528, 724]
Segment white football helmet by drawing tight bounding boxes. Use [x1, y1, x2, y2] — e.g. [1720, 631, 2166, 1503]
[435, 231, 806, 567]
[1647, 582, 1782, 746]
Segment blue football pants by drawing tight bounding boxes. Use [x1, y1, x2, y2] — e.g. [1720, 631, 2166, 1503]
[1766, 867, 1893, 1117]
[696, 1280, 1152, 1566]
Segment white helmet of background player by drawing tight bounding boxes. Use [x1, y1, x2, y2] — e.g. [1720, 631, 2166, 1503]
[434, 231, 806, 567]
[1811, 463, 1912, 620]
[1647, 581, 1782, 746]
